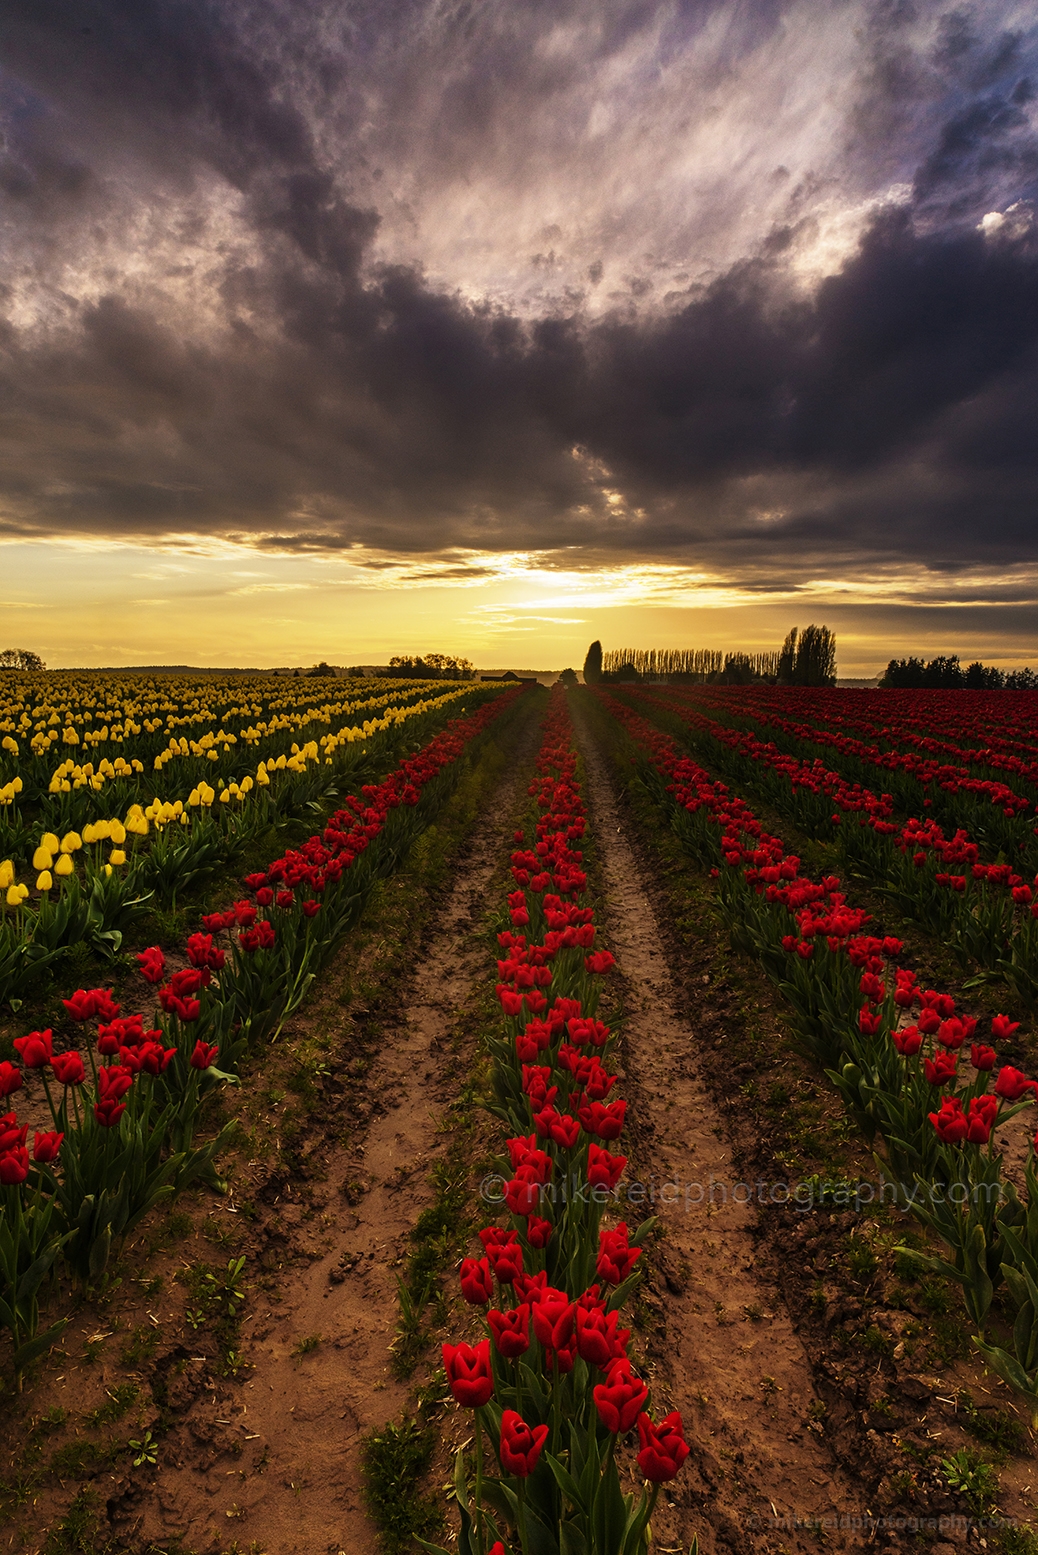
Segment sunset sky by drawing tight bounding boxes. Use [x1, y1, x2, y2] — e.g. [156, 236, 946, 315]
[3, 1, 1038, 673]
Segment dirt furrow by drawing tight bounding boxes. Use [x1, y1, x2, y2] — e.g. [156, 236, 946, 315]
[129, 708, 543, 1555]
[572, 698, 867, 1555]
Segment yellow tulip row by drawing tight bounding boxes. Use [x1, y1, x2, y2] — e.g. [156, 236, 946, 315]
[2, 820, 130, 903]
[0, 673, 451, 758]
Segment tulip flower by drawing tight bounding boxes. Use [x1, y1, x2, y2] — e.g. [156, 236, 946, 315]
[593, 1358, 649, 1433]
[0, 1062, 23, 1097]
[597, 1225, 641, 1285]
[636, 1411, 690, 1482]
[459, 1257, 493, 1305]
[53, 853, 74, 877]
[94, 1097, 127, 1128]
[923, 1052, 958, 1087]
[575, 1305, 630, 1370]
[892, 1026, 923, 1057]
[499, 1410, 549, 1476]
[33, 1130, 64, 1163]
[189, 1041, 220, 1070]
[992, 1014, 1021, 1042]
[0, 1145, 29, 1185]
[929, 1098, 968, 1144]
[488, 1304, 530, 1359]
[994, 1067, 1038, 1101]
[532, 1290, 574, 1349]
[13, 1029, 53, 1068]
[36, 869, 53, 891]
[136, 946, 166, 984]
[51, 1051, 85, 1085]
[442, 1340, 493, 1407]
[588, 1145, 627, 1191]
[525, 1214, 552, 1249]
[970, 1044, 997, 1072]
[0, 1114, 28, 1153]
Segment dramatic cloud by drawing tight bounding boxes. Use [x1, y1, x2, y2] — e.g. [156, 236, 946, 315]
[2, 0, 1037, 618]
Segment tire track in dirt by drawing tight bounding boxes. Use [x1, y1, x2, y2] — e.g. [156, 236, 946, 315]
[572, 696, 868, 1555]
[133, 698, 545, 1555]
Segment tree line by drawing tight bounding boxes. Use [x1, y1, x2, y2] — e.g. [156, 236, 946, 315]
[880, 655, 1038, 689]
[578, 625, 837, 687]
[0, 649, 46, 671]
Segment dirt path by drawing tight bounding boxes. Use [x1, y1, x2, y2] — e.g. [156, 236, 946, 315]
[126, 705, 543, 1555]
[572, 698, 868, 1555]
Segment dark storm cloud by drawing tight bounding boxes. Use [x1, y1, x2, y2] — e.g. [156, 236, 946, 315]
[2, 0, 1038, 590]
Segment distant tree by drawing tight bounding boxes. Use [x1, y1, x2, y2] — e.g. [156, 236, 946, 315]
[964, 661, 1004, 689]
[776, 629, 798, 685]
[880, 657, 926, 688]
[776, 626, 836, 686]
[388, 653, 475, 680]
[306, 661, 335, 677]
[921, 654, 965, 688]
[795, 625, 837, 686]
[559, 667, 577, 685]
[1006, 667, 1038, 689]
[583, 641, 603, 685]
[0, 648, 46, 671]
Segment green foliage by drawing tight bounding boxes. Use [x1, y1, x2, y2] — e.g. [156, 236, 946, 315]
[362, 1419, 443, 1554]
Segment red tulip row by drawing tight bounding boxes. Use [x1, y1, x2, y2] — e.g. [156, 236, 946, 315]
[0, 689, 523, 1385]
[589, 685, 1038, 1426]
[618, 685, 1038, 993]
[431, 686, 690, 1555]
[668, 685, 1038, 860]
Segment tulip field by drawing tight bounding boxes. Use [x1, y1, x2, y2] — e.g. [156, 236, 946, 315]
[4, 677, 1038, 1552]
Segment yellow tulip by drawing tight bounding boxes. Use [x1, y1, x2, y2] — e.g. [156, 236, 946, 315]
[110, 849, 126, 865]
[36, 870, 53, 891]
[41, 832, 60, 853]
[54, 853, 74, 877]
[2, 735, 18, 753]
[6, 884, 23, 907]
[109, 819, 126, 845]
[103, 863, 113, 877]
[60, 831, 83, 853]
[0, 859, 13, 890]
[82, 822, 99, 845]
[32, 846, 54, 871]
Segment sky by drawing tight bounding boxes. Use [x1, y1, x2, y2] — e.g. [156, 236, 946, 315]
[2, 0, 1038, 674]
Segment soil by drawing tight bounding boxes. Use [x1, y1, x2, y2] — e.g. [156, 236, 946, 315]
[4, 686, 1038, 1555]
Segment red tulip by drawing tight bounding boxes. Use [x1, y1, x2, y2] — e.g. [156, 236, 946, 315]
[459, 1256, 493, 1305]
[94, 1098, 127, 1129]
[597, 1225, 641, 1285]
[525, 1214, 552, 1249]
[51, 1051, 85, 1086]
[636, 1411, 690, 1481]
[488, 1305, 530, 1359]
[992, 1014, 1021, 1042]
[923, 1053, 958, 1087]
[575, 1305, 630, 1370]
[499, 1410, 549, 1476]
[0, 1145, 29, 1184]
[136, 946, 166, 984]
[994, 1066, 1038, 1101]
[190, 1041, 220, 1070]
[892, 1026, 923, 1057]
[33, 1130, 63, 1163]
[587, 1145, 626, 1191]
[13, 1030, 53, 1068]
[0, 1113, 28, 1152]
[929, 1098, 968, 1144]
[0, 1062, 23, 1097]
[593, 1358, 649, 1432]
[577, 1099, 626, 1141]
[442, 1340, 493, 1407]
[970, 1044, 997, 1071]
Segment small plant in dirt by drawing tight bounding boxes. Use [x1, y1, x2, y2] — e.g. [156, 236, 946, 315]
[128, 1430, 158, 1468]
[939, 1448, 1000, 1512]
[291, 1333, 322, 1358]
[120, 1326, 159, 1367]
[362, 1417, 443, 1554]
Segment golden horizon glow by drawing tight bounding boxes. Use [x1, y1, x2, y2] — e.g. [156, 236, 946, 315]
[0, 536, 1035, 677]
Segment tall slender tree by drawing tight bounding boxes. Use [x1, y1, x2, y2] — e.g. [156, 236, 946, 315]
[583, 640, 603, 684]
